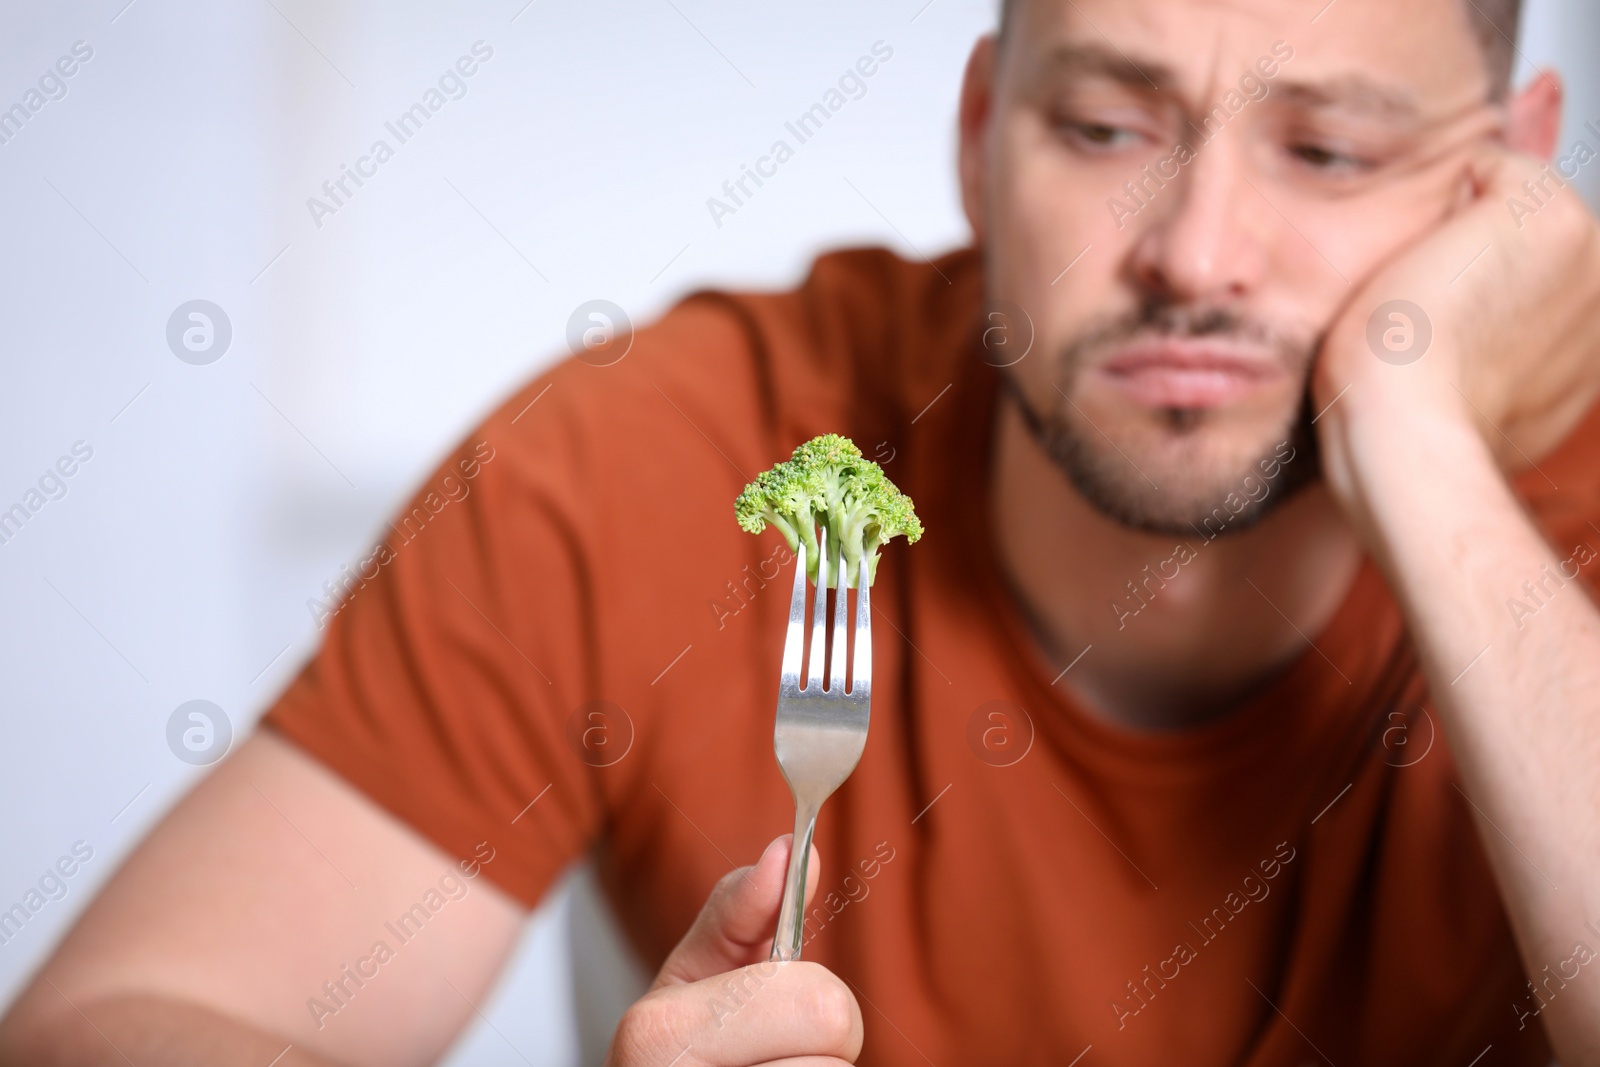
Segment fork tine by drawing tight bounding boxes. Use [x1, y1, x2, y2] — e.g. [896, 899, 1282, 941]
[851, 556, 871, 696]
[806, 525, 828, 690]
[829, 538, 848, 692]
[780, 539, 807, 690]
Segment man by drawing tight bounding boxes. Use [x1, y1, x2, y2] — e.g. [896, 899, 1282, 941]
[4, 0, 1600, 1062]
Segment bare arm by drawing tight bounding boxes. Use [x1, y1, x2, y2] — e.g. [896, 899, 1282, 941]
[0, 731, 527, 1067]
[1331, 402, 1600, 1054]
[1317, 151, 1600, 1062]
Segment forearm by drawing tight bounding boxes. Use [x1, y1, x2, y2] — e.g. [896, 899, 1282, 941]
[0, 993, 341, 1067]
[1331, 392, 1600, 1059]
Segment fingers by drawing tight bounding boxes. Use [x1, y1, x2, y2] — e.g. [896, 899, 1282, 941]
[1465, 146, 1539, 200]
[605, 837, 855, 1067]
[654, 835, 821, 990]
[611, 960, 863, 1067]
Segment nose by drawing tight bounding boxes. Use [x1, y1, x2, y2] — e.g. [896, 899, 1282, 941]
[1127, 135, 1270, 304]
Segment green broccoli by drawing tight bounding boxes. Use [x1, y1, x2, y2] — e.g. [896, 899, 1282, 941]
[734, 434, 922, 589]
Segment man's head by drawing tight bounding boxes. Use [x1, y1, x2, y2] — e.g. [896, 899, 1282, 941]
[960, 0, 1552, 535]
[998, 0, 1525, 101]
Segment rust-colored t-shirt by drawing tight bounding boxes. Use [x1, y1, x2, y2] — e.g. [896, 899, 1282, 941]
[264, 245, 1600, 1066]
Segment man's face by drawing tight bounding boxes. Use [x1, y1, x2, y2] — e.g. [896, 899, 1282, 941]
[969, 0, 1500, 533]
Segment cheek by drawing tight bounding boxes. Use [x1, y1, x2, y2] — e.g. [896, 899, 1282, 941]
[998, 122, 1149, 254]
[988, 120, 1146, 350]
[1277, 172, 1457, 299]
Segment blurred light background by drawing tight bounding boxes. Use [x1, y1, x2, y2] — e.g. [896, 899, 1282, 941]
[1, 1, 1596, 1063]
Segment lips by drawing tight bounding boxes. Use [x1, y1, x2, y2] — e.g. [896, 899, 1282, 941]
[1095, 340, 1285, 409]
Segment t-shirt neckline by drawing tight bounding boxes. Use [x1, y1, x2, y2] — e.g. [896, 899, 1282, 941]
[945, 339, 1392, 783]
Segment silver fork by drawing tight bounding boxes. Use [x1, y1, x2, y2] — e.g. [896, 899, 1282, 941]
[770, 525, 871, 962]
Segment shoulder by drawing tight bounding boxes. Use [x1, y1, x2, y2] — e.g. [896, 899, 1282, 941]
[479, 244, 981, 500]
[1513, 397, 1600, 590]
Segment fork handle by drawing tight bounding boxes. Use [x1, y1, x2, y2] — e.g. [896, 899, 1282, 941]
[770, 798, 821, 961]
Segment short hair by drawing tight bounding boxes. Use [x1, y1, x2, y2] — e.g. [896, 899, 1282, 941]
[1462, 0, 1521, 98]
[996, 0, 1523, 101]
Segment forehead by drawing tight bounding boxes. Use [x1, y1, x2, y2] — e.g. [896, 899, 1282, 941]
[1007, 0, 1488, 112]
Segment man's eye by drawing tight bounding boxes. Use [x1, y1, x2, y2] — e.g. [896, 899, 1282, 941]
[1058, 121, 1139, 149]
[1289, 142, 1366, 172]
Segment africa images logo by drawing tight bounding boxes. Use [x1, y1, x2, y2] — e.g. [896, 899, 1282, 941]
[166, 300, 232, 365]
[705, 41, 894, 228]
[305, 42, 494, 229]
[165, 700, 233, 766]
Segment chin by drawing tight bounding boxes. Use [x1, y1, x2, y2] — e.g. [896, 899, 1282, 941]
[1050, 396, 1321, 537]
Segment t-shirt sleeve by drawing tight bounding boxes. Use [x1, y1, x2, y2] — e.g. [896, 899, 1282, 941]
[261, 372, 607, 908]
[254, 250, 914, 911]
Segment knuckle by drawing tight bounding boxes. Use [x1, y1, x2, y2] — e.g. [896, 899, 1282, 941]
[790, 964, 857, 1048]
[609, 995, 680, 1064]
[709, 864, 754, 908]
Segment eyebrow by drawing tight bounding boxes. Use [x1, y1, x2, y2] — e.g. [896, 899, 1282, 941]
[1270, 76, 1423, 120]
[1030, 43, 1179, 94]
[1030, 43, 1423, 122]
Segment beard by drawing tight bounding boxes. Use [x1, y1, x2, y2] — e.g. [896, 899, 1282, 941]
[995, 297, 1323, 537]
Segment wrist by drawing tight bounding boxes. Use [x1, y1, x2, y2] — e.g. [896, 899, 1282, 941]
[1316, 357, 1495, 542]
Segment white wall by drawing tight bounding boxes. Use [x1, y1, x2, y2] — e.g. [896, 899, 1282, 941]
[1519, 0, 1600, 209]
[0, 1, 1594, 1064]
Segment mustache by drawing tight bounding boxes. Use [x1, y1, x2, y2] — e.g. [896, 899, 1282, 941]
[1058, 299, 1318, 371]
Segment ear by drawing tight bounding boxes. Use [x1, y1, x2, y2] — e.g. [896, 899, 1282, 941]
[1505, 68, 1564, 159]
[958, 34, 998, 245]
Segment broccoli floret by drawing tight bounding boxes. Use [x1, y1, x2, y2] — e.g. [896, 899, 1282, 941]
[734, 433, 922, 589]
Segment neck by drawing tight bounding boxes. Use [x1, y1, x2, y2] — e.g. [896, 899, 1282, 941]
[987, 385, 1364, 731]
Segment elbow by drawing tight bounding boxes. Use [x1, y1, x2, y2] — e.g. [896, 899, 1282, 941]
[0, 988, 73, 1067]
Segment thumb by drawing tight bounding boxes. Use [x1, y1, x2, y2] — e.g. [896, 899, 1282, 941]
[651, 834, 820, 989]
